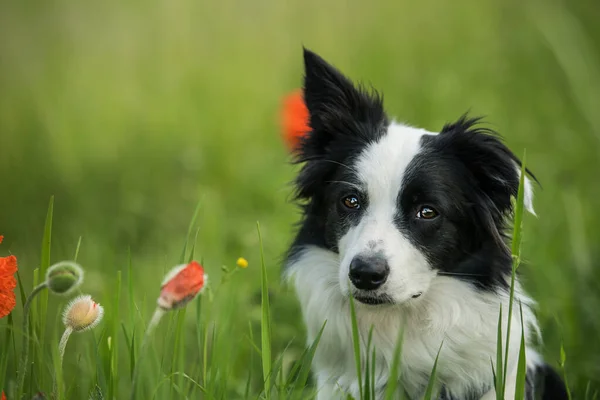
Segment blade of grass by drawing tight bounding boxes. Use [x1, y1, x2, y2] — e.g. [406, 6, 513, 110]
[73, 236, 83, 262]
[279, 358, 285, 400]
[92, 330, 107, 397]
[384, 328, 404, 400]
[150, 372, 206, 398]
[422, 342, 443, 400]
[24, 268, 41, 397]
[265, 341, 294, 396]
[120, 323, 132, 377]
[370, 344, 376, 400]
[127, 247, 135, 331]
[16, 270, 27, 308]
[180, 199, 203, 264]
[38, 195, 54, 390]
[291, 321, 326, 400]
[495, 305, 503, 400]
[109, 271, 122, 399]
[558, 340, 573, 400]
[585, 382, 591, 400]
[514, 303, 527, 400]
[257, 222, 272, 400]
[364, 327, 372, 400]
[202, 314, 211, 387]
[171, 308, 187, 399]
[348, 293, 363, 400]
[244, 358, 253, 400]
[490, 361, 497, 397]
[199, 304, 208, 387]
[503, 151, 527, 397]
[244, 321, 254, 400]
[130, 330, 136, 382]
[160, 312, 176, 370]
[188, 228, 201, 263]
[207, 324, 218, 397]
[0, 314, 14, 397]
[52, 319, 64, 400]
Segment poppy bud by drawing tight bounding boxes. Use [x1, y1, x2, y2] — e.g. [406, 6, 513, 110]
[63, 295, 104, 332]
[46, 261, 83, 295]
[158, 261, 206, 310]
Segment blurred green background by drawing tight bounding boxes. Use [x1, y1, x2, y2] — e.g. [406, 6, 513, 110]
[1, 0, 599, 397]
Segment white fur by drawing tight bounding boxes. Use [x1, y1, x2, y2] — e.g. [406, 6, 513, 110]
[286, 122, 541, 399]
[286, 246, 541, 400]
[339, 123, 436, 302]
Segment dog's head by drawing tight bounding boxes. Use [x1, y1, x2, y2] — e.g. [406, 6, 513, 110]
[288, 49, 535, 306]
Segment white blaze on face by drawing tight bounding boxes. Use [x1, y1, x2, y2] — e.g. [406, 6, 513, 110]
[338, 122, 438, 303]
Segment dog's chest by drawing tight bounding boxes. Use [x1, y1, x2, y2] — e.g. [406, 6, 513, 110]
[310, 308, 497, 399]
[298, 283, 515, 399]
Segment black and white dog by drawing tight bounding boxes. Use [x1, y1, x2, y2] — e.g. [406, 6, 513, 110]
[284, 49, 568, 400]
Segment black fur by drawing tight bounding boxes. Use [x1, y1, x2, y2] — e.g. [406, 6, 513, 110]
[287, 49, 388, 257]
[396, 116, 531, 290]
[527, 364, 570, 400]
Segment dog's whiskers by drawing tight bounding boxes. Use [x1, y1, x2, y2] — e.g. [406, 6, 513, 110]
[437, 271, 486, 277]
[326, 180, 363, 191]
[320, 159, 358, 173]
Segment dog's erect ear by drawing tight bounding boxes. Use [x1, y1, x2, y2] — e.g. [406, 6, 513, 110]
[440, 116, 536, 218]
[301, 48, 386, 156]
[292, 49, 387, 202]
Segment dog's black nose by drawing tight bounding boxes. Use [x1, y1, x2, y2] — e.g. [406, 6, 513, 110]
[349, 255, 389, 291]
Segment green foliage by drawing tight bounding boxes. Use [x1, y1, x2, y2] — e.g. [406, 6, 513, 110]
[349, 293, 364, 400]
[514, 304, 528, 400]
[258, 222, 272, 399]
[1, 0, 600, 397]
[422, 343, 443, 400]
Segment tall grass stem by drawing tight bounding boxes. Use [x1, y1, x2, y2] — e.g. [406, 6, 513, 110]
[17, 281, 48, 394]
[129, 307, 165, 400]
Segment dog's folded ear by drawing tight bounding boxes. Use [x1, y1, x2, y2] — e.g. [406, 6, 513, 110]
[440, 116, 536, 218]
[301, 48, 387, 159]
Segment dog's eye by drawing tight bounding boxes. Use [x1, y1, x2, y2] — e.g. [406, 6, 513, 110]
[342, 195, 361, 210]
[416, 206, 438, 219]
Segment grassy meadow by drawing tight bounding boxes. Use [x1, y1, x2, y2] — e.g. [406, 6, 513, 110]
[1, 0, 600, 398]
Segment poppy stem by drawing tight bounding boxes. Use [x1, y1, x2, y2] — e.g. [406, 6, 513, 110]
[53, 327, 73, 398]
[58, 327, 73, 367]
[129, 307, 165, 400]
[17, 281, 48, 396]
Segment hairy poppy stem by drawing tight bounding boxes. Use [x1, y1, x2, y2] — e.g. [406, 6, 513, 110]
[17, 282, 48, 395]
[58, 327, 73, 367]
[53, 327, 73, 398]
[129, 307, 164, 400]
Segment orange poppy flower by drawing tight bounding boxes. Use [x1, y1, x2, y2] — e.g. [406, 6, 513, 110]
[157, 261, 206, 310]
[0, 249, 18, 318]
[1, 390, 6, 400]
[280, 89, 310, 152]
[0, 235, 3, 244]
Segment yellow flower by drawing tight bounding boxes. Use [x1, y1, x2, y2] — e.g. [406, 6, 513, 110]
[236, 257, 248, 269]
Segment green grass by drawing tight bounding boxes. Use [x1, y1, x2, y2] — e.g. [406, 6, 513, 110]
[1, 0, 600, 398]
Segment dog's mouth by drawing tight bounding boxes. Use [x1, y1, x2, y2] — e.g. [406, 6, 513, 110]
[353, 293, 394, 306]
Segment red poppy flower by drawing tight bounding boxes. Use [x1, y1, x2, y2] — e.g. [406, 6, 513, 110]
[1, 390, 6, 400]
[0, 249, 18, 318]
[280, 89, 310, 152]
[157, 261, 206, 310]
[0, 236, 3, 244]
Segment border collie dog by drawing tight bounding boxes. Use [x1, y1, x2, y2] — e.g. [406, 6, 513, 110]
[284, 49, 567, 400]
